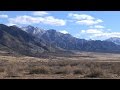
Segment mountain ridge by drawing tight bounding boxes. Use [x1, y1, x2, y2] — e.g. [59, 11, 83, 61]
[0, 24, 120, 57]
[21, 25, 120, 53]
[105, 37, 120, 45]
[0, 24, 52, 56]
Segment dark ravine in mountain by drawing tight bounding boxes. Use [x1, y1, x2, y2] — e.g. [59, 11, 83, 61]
[0, 24, 120, 57]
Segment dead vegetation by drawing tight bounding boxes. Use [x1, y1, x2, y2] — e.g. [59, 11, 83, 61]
[29, 66, 50, 74]
[0, 51, 120, 79]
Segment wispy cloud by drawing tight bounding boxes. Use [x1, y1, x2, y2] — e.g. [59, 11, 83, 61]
[76, 28, 120, 40]
[90, 25, 105, 29]
[91, 32, 120, 39]
[42, 16, 66, 26]
[68, 13, 94, 20]
[32, 11, 49, 16]
[8, 15, 40, 25]
[6, 23, 17, 26]
[81, 29, 103, 34]
[68, 13, 103, 26]
[94, 25, 105, 29]
[68, 13, 112, 39]
[0, 14, 8, 18]
[76, 19, 103, 25]
[8, 15, 66, 26]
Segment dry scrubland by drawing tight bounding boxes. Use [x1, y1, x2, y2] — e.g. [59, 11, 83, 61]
[0, 51, 120, 79]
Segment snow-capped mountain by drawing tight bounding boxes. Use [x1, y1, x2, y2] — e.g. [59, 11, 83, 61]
[20, 25, 120, 53]
[22, 25, 46, 38]
[0, 24, 52, 56]
[1, 24, 120, 56]
[105, 37, 120, 45]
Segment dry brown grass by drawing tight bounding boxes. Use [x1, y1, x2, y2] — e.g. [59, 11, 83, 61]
[0, 60, 119, 78]
[1, 52, 120, 79]
[29, 66, 50, 74]
[0, 68, 4, 73]
[53, 65, 72, 74]
[85, 68, 105, 78]
[4, 62, 21, 77]
[73, 68, 85, 74]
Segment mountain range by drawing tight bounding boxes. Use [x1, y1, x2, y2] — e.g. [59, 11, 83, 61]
[0, 24, 120, 57]
[0, 24, 52, 56]
[22, 25, 120, 53]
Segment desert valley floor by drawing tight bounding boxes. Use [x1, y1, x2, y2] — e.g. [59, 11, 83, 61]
[0, 51, 120, 79]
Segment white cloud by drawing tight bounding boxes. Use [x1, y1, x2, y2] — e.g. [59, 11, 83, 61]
[6, 23, 17, 26]
[0, 14, 8, 18]
[42, 16, 66, 26]
[76, 28, 120, 40]
[9, 15, 40, 25]
[59, 30, 69, 34]
[94, 25, 105, 28]
[8, 15, 66, 26]
[96, 19, 103, 23]
[68, 13, 94, 20]
[68, 13, 103, 26]
[92, 32, 120, 38]
[32, 11, 49, 16]
[81, 30, 86, 33]
[81, 29, 103, 34]
[76, 19, 103, 26]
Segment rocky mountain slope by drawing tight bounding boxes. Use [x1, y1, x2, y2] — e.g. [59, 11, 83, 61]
[0, 24, 120, 57]
[105, 37, 120, 45]
[22, 25, 120, 53]
[0, 24, 51, 56]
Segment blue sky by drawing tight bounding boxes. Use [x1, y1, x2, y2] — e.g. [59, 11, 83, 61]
[0, 11, 120, 40]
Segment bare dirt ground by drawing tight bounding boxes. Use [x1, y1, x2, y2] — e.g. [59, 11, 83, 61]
[0, 51, 120, 79]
